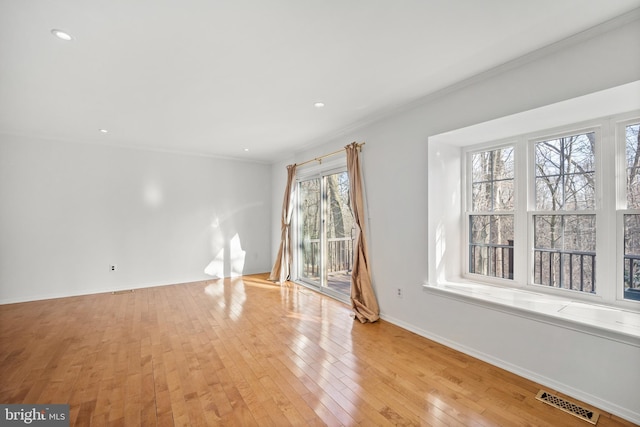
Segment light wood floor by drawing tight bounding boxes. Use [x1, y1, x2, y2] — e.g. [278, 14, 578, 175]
[0, 273, 635, 426]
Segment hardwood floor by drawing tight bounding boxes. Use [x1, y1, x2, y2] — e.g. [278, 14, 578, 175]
[0, 273, 635, 426]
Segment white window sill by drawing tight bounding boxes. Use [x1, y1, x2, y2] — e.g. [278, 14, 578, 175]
[422, 280, 640, 347]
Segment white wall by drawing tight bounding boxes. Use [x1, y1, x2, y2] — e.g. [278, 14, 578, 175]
[272, 14, 640, 423]
[0, 135, 272, 303]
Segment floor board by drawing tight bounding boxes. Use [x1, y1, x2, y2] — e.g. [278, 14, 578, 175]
[0, 273, 636, 426]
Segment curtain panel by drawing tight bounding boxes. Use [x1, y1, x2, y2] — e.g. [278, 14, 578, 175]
[345, 143, 380, 323]
[269, 164, 297, 283]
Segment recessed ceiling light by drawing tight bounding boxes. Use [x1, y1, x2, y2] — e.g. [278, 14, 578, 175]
[244, 148, 249, 152]
[99, 129, 108, 134]
[51, 29, 73, 41]
[314, 102, 325, 108]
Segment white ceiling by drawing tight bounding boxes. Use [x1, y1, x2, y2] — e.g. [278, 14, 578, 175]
[1, 0, 639, 162]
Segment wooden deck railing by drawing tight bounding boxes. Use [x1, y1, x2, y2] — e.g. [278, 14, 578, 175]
[469, 243, 640, 300]
[301, 237, 354, 277]
[533, 248, 596, 293]
[469, 240, 514, 279]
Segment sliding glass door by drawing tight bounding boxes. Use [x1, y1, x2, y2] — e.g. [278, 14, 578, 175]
[297, 169, 354, 300]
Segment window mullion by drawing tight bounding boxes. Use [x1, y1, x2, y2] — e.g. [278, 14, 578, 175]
[598, 121, 616, 301]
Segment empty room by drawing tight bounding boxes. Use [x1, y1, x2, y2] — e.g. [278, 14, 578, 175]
[1, 1, 639, 426]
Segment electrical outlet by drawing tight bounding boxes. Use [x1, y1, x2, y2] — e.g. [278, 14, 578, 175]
[109, 264, 117, 272]
[396, 287, 403, 298]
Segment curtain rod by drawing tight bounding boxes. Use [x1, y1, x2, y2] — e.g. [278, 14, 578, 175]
[295, 142, 365, 167]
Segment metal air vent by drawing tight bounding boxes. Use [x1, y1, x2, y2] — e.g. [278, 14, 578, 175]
[535, 390, 599, 425]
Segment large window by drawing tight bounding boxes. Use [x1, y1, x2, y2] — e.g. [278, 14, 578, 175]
[465, 113, 639, 307]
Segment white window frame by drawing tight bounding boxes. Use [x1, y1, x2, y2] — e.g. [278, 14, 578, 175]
[617, 117, 640, 303]
[464, 141, 518, 286]
[528, 125, 601, 297]
[462, 112, 640, 310]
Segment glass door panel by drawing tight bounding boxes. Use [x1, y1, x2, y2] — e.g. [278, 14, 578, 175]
[324, 172, 354, 297]
[298, 177, 321, 286]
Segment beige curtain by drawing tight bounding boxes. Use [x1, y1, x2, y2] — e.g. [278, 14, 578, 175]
[345, 143, 380, 323]
[269, 164, 297, 283]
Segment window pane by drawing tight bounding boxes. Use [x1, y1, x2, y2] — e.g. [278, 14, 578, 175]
[471, 215, 514, 245]
[535, 132, 595, 211]
[624, 214, 640, 300]
[533, 214, 596, 293]
[471, 147, 514, 212]
[627, 123, 640, 209]
[469, 215, 514, 279]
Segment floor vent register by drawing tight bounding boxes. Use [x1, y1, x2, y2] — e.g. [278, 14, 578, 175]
[535, 390, 599, 425]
